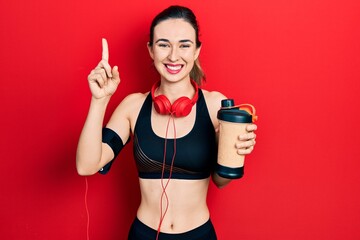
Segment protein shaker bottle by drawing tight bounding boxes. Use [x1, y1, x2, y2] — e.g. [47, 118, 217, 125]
[216, 99, 257, 179]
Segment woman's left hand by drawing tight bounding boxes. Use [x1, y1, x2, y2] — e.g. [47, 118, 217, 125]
[236, 124, 257, 155]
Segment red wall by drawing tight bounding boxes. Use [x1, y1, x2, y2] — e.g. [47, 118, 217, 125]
[1, 0, 360, 239]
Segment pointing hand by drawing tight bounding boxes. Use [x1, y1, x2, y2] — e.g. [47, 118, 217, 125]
[87, 38, 120, 99]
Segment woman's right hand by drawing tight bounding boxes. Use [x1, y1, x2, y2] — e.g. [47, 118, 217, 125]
[87, 38, 120, 99]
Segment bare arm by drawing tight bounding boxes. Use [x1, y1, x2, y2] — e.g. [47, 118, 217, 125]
[76, 38, 122, 175]
[76, 97, 113, 175]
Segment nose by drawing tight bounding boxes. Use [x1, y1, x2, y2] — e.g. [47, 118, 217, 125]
[168, 46, 179, 62]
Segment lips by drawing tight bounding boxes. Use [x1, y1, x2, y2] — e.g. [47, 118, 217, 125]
[165, 64, 183, 74]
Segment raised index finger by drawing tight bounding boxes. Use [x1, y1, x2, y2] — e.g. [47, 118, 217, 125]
[102, 38, 109, 62]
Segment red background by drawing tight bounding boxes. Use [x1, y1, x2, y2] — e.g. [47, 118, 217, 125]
[1, 0, 360, 239]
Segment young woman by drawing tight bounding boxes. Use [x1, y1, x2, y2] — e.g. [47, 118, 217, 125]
[76, 5, 257, 240]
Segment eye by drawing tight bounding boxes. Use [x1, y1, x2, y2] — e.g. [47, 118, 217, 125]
[180, 44, 191, 48]
[158, 43, 169, 48]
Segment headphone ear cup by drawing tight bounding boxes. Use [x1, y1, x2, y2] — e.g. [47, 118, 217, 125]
[172, 97, 193, 117]
[153, 95, 172, 115]
[151, 79, 199, 117]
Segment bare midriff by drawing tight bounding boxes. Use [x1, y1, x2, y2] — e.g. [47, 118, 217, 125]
[137, 177, 211, 233]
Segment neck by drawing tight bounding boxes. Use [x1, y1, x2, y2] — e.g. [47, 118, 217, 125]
[157, 78, 195, 103]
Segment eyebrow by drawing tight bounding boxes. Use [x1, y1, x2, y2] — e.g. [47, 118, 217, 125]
[155, 38, 194, 44]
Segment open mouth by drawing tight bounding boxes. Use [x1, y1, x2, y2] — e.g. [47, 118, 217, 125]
[165, 64, 183, 74]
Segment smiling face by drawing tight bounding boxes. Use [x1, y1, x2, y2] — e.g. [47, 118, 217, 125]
[148, 19, 201, 83]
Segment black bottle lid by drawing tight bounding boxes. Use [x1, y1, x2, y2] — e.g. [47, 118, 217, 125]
[217, 99, 252, 123]
[221, 99, 235, 108]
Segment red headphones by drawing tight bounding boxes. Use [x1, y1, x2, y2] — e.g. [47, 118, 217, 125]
[151, 80, 199, 117]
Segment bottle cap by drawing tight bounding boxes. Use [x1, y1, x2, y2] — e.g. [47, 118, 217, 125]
[217, 99, 255, 123]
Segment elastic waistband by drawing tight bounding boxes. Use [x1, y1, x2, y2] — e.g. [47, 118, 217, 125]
[129, 217, 216, 240]
[139, 171, 210, 180]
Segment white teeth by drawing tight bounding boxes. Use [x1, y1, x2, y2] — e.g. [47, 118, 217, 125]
[167, 65, 182, 71]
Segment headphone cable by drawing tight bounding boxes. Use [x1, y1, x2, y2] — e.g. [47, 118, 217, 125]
[156, 114, 177, 240]
[84, 177, 90, 240]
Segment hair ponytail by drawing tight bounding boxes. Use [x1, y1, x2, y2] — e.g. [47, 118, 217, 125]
[190, 58, 205, 85]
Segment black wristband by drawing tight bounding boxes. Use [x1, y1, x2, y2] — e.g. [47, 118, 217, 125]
[99, 128, 125, 174]
[215, 163, 244, 179]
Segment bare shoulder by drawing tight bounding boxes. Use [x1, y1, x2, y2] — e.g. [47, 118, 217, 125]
[121, 92, 148, 106]
[202, 89, 227, 111]
[201, 89, 227, 127]
[105, 91, 149, 141]
[112, 92, 148, 117]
